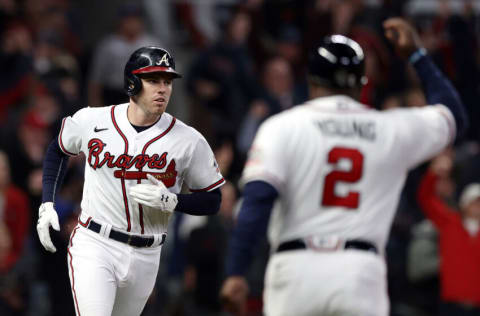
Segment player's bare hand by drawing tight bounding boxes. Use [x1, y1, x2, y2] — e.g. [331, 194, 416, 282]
[129, 174, 178, 213]
[383, 17, 423, 59]
[36, 202, 60, 253]
[220, 276, 249, 316]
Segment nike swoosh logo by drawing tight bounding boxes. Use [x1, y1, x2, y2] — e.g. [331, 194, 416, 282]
[94, 127, 108, 132]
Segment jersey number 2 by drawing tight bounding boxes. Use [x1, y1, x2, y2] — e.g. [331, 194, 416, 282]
[321, 147, 364, 209]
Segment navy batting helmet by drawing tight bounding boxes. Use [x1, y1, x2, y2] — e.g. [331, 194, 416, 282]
[124, 46, 182, 96]
[308, 35, 367, 89]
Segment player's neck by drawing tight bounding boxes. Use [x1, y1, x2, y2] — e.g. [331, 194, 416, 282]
[309, 85, 360, 100]
[127, 102, 162, 126]
[309, 86, 335, 99]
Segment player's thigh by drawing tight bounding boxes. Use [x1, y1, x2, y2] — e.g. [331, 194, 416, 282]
[67, 227, 117, 316]
[331, 251, 388, 316]
[264, 250, 388, 316]
[111, 246, 161, 316]
[263, 251, 316, 316]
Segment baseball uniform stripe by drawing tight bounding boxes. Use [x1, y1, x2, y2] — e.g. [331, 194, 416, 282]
[78, 216, 92, 228]
[190, 178, 226, 192]
[58, 118, 77, 156]
[142, 117, 176, 152]
[111, 105, 132, 232]
[68, 226, 81, 316]
[137, 117, 177, 234]
[138, 181, 144, 234]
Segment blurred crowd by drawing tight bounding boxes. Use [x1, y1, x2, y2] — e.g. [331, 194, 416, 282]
[0, 0, 480, 316]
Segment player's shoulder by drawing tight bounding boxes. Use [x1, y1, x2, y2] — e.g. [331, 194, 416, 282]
[265, 106, 302, 124]
[380, 103, 454, 122]
[171, 116, 207, 142]
[70, 104, 113, 118]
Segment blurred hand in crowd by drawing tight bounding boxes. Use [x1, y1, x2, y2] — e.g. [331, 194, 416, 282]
[384, 17, 423, 59]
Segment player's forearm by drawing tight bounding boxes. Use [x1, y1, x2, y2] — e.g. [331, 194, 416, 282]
[412, 52, 468, 138]
[175, 188, 221, 215]
[225, 181, 277, 276]
[42, 139, 69, 204]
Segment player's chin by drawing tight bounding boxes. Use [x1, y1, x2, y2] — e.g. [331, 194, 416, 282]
[152, 101, 167, 113]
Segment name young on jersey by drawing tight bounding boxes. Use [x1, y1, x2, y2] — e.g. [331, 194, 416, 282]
[315, 119, 376, 141]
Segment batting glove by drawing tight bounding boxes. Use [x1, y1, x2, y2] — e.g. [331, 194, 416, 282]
[129, 174, 178, 213]
[36, 202, 60, 253]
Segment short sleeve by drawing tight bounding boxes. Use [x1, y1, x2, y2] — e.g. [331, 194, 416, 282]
[184, 136, 225, 192]
[58, 107, 90, 156]
[240, 116, 289, 192]
[389, 104, 455, 169]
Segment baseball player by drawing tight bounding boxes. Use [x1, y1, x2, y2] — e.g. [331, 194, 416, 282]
[220, 18, 468, 316]
[36, 46, 225, 316]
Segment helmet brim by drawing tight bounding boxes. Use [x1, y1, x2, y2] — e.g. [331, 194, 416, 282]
[132, 66, 182, 78]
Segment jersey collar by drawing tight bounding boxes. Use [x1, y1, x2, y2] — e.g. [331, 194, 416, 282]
[306, 95, 370, 112]
[115, 103, 175, 137]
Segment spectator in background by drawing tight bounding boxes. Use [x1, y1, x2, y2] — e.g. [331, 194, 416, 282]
[407, 149, 456, 316]
[237, 56, 302, 156]
[186, 6, 259, 144]
[407, 218, 440, 316]
[274, 25, 306, 84]
[0, 150, 30, 316]
[87, 2, 160, 107]
[417, 152, 480, 316]
[0, 151, 30, 276]
[33, 30, 82, 118]
[0, 22, 34, 125]
[183, 181, 238, 316]
[3, 110, 50, 207]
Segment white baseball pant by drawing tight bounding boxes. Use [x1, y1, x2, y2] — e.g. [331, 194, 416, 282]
[263, 249, 389, 316]
[67, 224, 163, 316]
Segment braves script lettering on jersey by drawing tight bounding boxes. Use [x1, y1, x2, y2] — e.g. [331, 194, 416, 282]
[242, 96, 454, 316]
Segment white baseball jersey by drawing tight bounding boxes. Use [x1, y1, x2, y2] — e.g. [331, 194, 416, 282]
[242, 95, 455, 251]
[58, 103, 225, 235]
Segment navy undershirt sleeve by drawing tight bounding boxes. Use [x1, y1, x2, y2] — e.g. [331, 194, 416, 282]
[225, 180, 278, 276]
[413, 54, 468, 138]
[175, 188, 221, 215]
[42, 139, 70, 204]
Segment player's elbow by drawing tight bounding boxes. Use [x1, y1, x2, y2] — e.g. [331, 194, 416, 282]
[211, 189, 222, 215]
[203, 188, 222, 215]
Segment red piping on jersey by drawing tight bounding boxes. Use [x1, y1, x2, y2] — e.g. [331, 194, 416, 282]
[137, 117, 177, 234]
[137, 181, 144, 234]
[190, 178, 226, 192]
[58, 118, 77, 156]
[142, 118, 176, 151]
[68, 226, 81, 316]
[78, 216, 92, 228]
[111, 105, 132, 232]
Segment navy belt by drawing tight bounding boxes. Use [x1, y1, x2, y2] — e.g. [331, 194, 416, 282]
[87, 220, 163, 248]
[276, 239, 378, 254]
